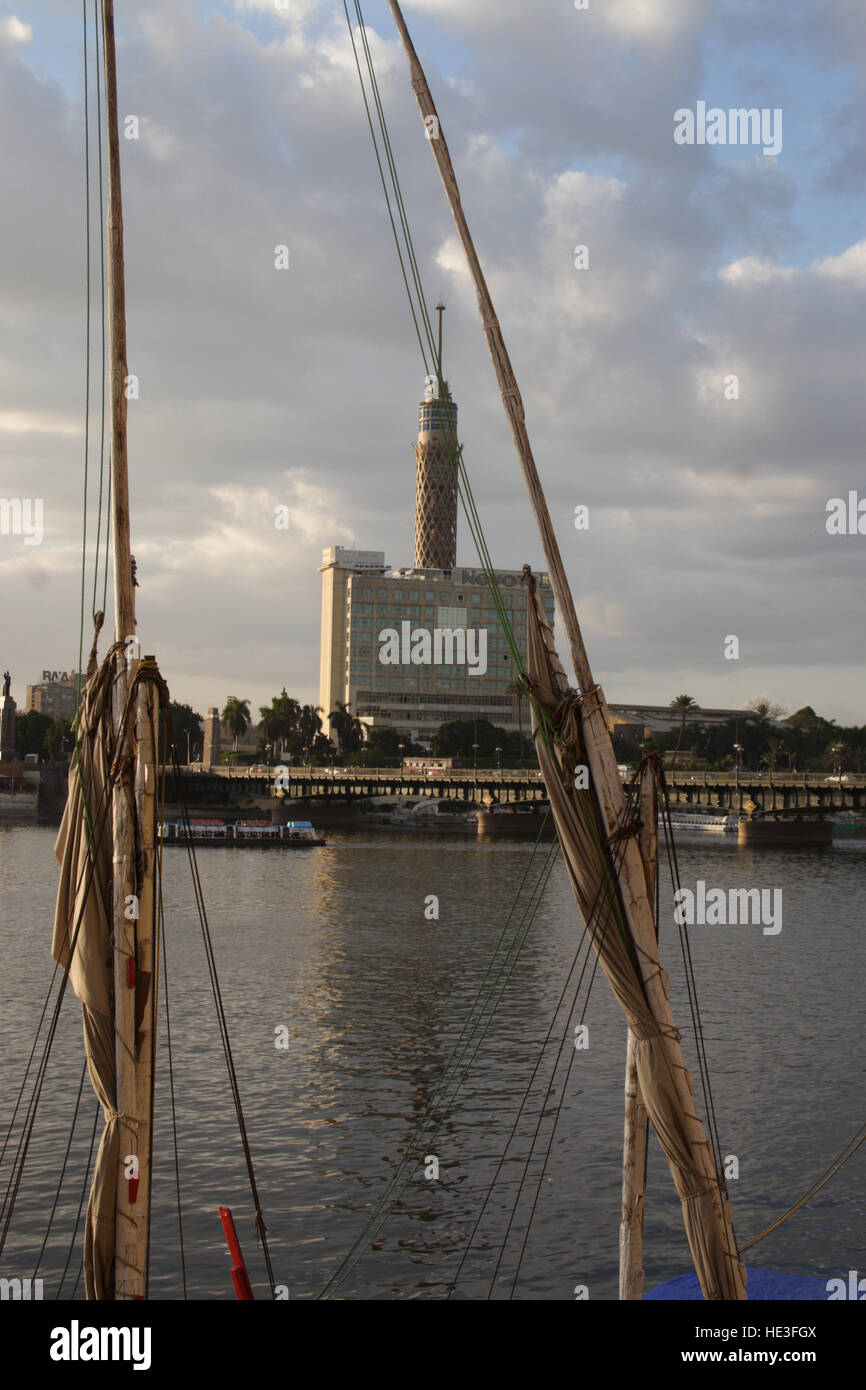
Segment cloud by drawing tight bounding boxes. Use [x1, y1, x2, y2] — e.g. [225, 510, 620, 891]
[2, 0, 864, 726]
[0, 15, 32, 46]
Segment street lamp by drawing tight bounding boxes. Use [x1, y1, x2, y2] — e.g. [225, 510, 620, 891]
[265, 742, 272, 774]
[495, 745, 502, 776]
[733, 743, 743, 787]
[472, 743, 479, 784]
[186, 729, 191, 765]
[398, 742, 404, 778]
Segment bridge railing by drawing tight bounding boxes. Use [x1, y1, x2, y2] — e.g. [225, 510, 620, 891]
[167, 765, 865, 788]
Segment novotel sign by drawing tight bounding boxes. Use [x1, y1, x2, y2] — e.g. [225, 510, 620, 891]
[41, 670, 78, 684]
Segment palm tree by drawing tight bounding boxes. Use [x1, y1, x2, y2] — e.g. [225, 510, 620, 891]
[329, 700, 363, 755]
[221, 696, 251, 751]
[259, 689, 301, 757]
[299, 704, 323, 751]
[760, 738, 785, 774]
[669, 694, 697, 770]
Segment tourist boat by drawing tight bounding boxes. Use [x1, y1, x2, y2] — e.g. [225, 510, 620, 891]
[159, 818, 325, 846]
[659, 813, 731, 833]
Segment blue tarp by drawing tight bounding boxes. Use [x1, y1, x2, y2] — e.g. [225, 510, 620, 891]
[645, 1268, 830, 1300]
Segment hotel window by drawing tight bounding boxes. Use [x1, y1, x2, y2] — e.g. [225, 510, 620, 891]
[377, 589, 387, 598]
[423, 679, 432, 689]
[409, 590, 419, 600]
[393, 589, 403, 599]
[471, 593, 481, 605]
[376, 677, 386, 687]
[425, 591, 435, 601]
[456, 593, 465, 602]
[362, 588, 372, 597]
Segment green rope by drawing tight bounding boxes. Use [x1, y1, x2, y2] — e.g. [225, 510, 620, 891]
[76, 0, 91, 717]
[91, 0, 110, 621]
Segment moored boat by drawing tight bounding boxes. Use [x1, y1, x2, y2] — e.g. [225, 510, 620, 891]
[159, 818, 326, 846]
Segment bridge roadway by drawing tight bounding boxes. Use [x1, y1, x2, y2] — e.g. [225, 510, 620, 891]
[171, 767, 866, 814]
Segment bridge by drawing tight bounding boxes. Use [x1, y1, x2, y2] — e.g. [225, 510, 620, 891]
[167, 766, 866, 815]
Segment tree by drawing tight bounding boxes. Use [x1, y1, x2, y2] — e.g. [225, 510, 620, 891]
[364, 725, 404, 756]
[44, 718, 73, 762]
[760, 737, 785, 773]
[311, 732, 335, 761]
[15, 710, 52, 759]
[299, 704, 323, 750]
[431, 717, 512, 758]
[259, 689, 301, 756]
[747, 697, 787, 722]
[669, 695, 698, 770]
[221, 696, 251, 750]
[328, 700, 363, 755]
[164, 702, 203, 762]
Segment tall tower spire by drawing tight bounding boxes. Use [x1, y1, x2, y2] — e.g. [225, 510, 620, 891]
[413, 303, 458, 570]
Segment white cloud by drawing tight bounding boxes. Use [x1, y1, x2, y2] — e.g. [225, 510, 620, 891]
[814, 238, 866, 286]
[718, 257, 797, 287]
[0, 16, 32, 46]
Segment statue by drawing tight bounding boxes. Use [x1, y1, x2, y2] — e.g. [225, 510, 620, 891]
[2, 671, 9, 699]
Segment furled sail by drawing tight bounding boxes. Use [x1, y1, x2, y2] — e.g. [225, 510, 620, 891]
[52, 645, 165, 1299]
[522, 571, 746, 1298]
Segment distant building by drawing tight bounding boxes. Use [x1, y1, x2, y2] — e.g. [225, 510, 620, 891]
[318, 358, 554, 750]
[607, 704, 753, 739]
[319, 549, 554, 747]
[25, 670, 82, 723]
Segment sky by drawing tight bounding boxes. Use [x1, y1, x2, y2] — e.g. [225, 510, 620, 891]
[1, 0, 864, 727]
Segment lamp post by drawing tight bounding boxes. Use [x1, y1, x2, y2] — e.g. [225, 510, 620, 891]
[398, 742, 404, 779]
[495, 745, 502, 777]
[733, 742, 743, 788]
[472, 743, 479, 785]
[186, 729, 191, 766]
[265, 742, 272, 776]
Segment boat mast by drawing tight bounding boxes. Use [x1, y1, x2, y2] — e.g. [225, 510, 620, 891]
[386, 0, 746, 1299]
[102, 0, 156, 1300]
[619, 765, 656, 1298]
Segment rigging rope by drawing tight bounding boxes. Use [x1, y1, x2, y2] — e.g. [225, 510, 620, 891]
[739, 1121, 866, 1255]
[166, 719, 278, 1298]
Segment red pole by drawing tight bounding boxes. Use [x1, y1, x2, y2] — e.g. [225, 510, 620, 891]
[219, 1206, 255, 1300]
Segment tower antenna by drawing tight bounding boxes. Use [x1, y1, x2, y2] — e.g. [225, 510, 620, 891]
[436, 301, 445, 376]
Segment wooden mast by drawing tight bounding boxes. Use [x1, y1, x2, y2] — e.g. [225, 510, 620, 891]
[102, 0, 156, 1300]
[386, 0, 746, 1299]
[619, 765, 656, 1299]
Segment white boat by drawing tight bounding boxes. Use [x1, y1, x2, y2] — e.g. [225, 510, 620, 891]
[659, 813, 734, 833]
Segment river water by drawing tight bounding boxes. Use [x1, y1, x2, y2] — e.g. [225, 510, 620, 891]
[0, 823, 863, 1300]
